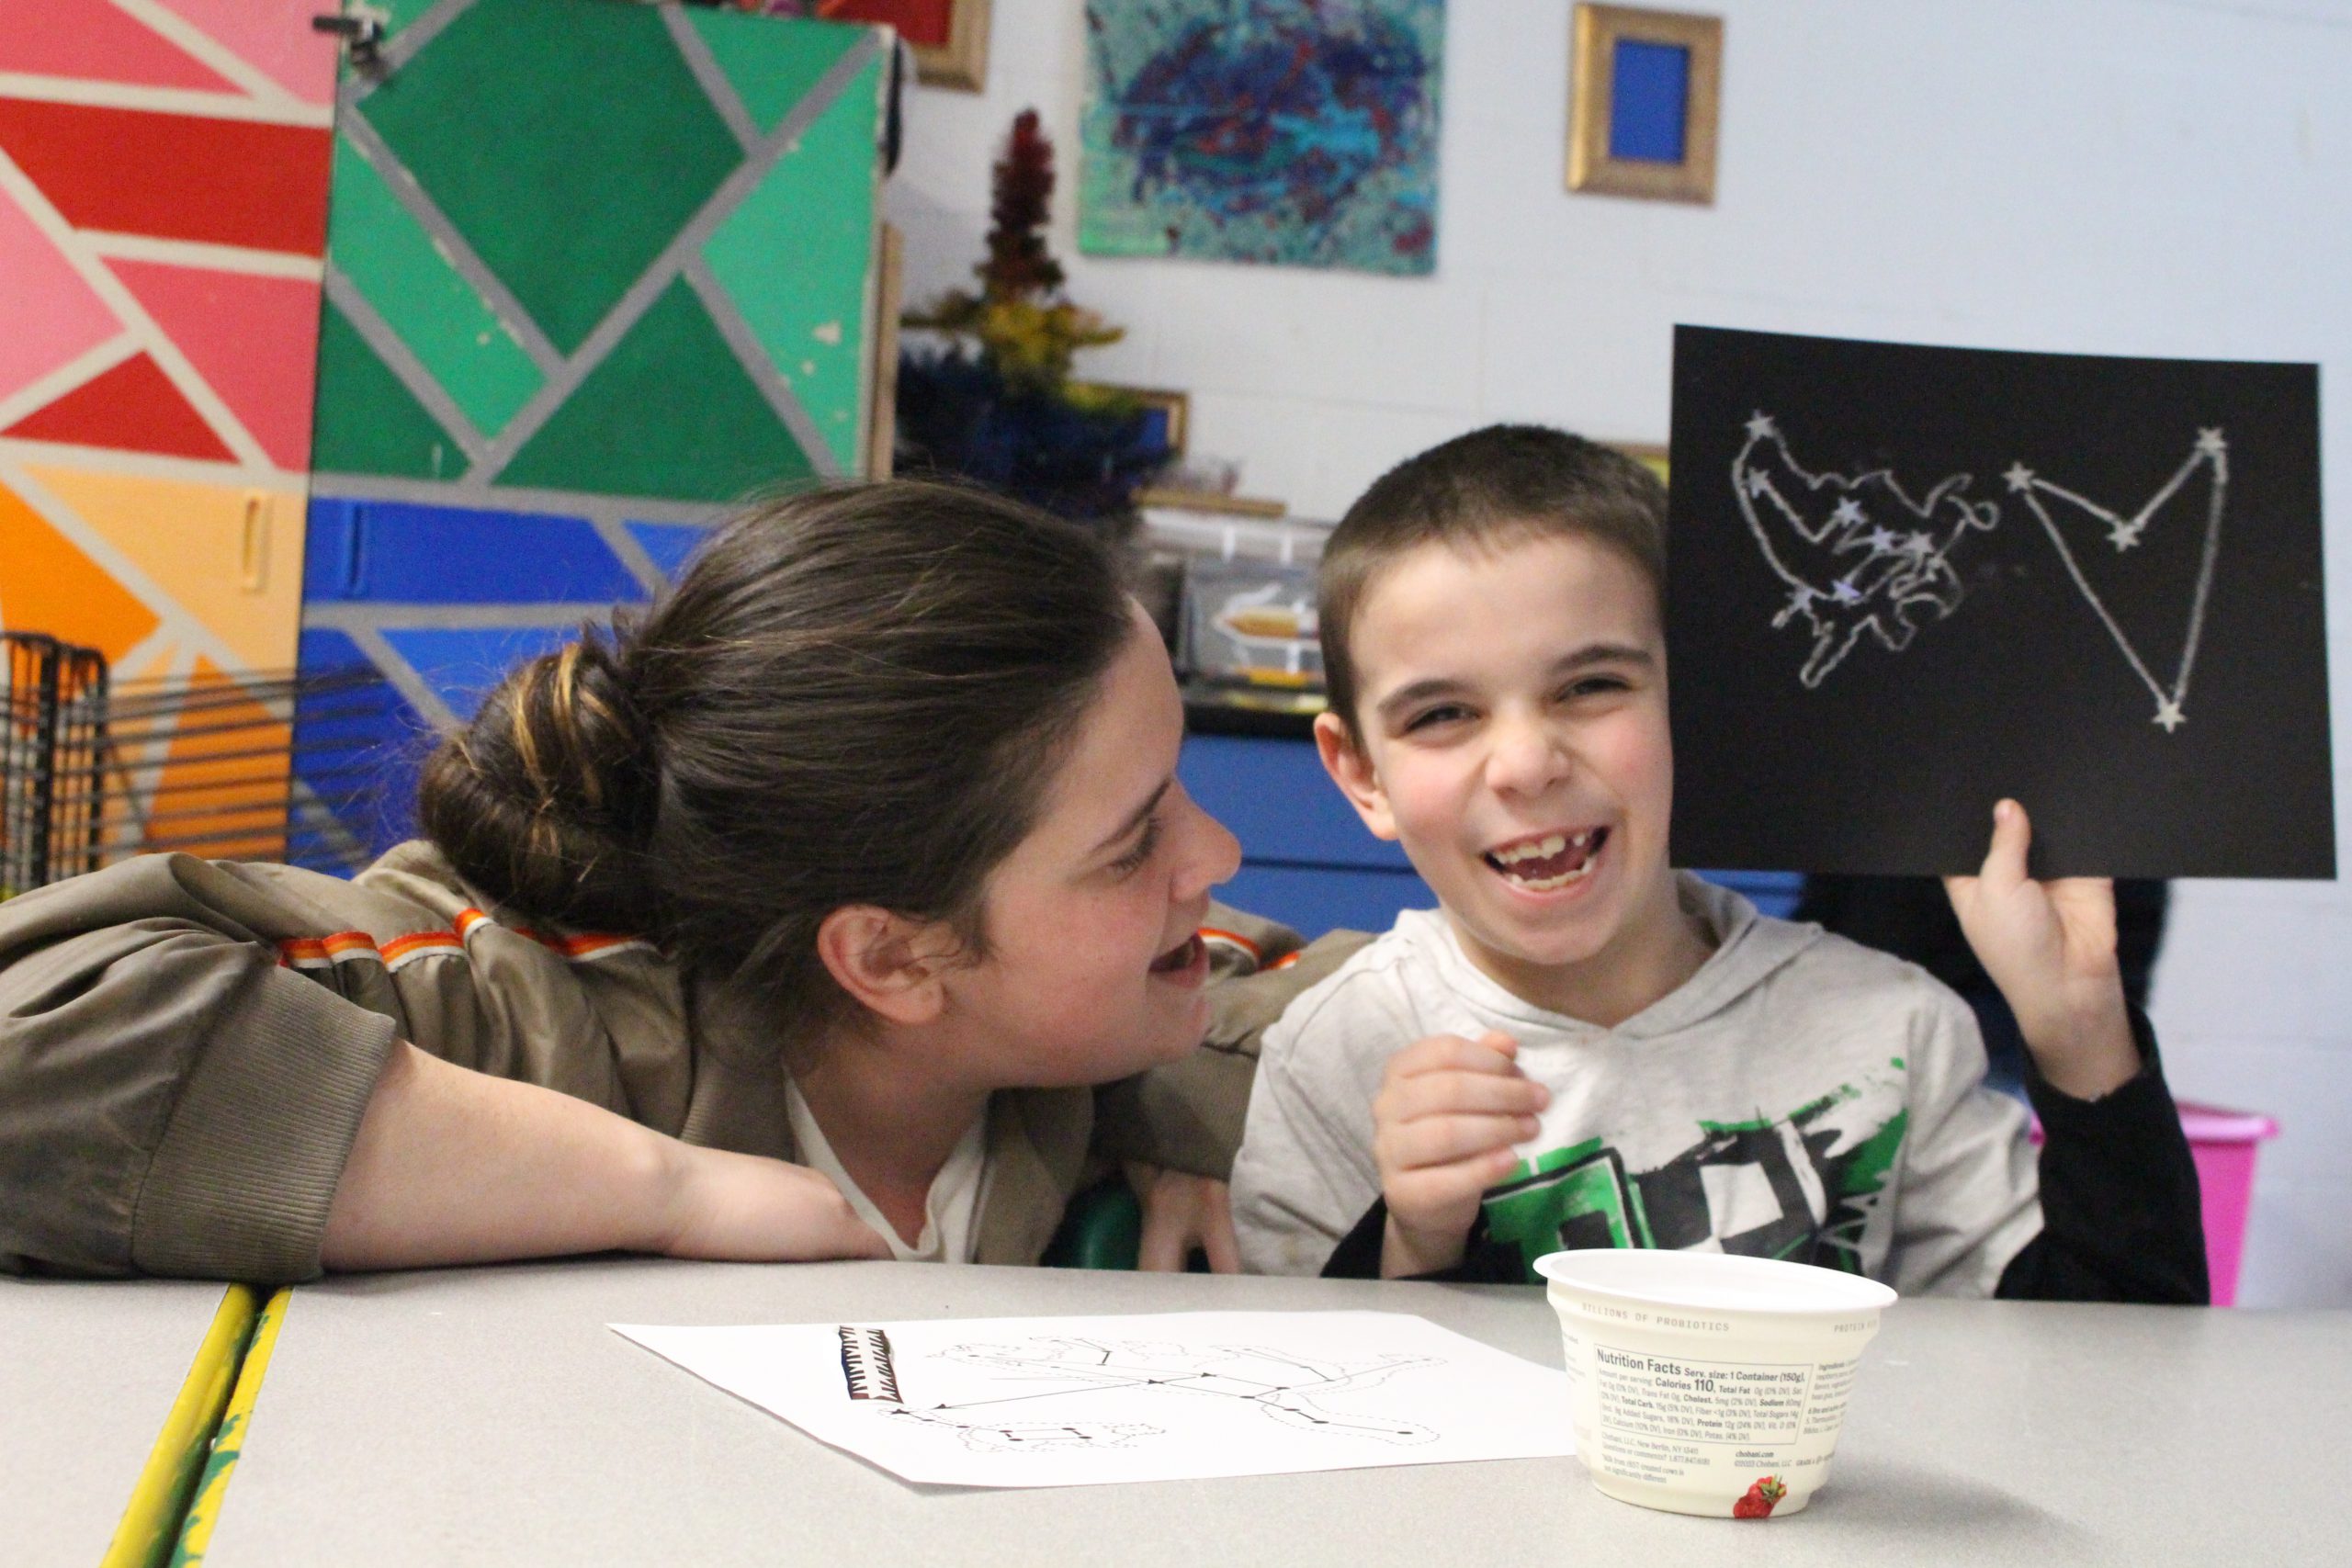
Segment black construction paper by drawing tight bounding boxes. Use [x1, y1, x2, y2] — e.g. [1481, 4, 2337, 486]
[1666, 325, 2332, 879]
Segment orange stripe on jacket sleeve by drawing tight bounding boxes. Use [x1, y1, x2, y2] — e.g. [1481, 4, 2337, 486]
[1199, 926, 1262, 962]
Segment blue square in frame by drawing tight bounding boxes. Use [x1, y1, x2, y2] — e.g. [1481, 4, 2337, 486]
[1609, 39, 1690, 164]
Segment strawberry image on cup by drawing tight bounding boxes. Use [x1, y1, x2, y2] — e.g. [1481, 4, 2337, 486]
[1732, 1476, 1788, 1519]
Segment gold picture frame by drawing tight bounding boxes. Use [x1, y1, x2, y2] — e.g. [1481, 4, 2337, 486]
[1566, 5, 1723, 205]
[898, 0, 989, 92]
[1072, 382, 1190, 456]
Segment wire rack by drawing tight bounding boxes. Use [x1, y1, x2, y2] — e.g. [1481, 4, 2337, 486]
[2, 632, 401, 896]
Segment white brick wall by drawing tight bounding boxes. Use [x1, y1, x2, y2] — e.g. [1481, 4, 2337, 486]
[888, 0, 2352, 1304]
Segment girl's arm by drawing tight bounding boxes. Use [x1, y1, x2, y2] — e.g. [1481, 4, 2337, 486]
[322, 1043, 888, 1269]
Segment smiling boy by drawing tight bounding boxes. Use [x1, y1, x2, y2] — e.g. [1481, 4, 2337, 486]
[1229, 426, 2205, 1299]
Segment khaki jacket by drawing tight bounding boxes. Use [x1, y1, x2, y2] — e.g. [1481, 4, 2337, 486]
[0, 844, 1369, 1282]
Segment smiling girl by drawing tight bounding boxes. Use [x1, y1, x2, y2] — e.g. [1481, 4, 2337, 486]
[0, 481, 1335, 1280]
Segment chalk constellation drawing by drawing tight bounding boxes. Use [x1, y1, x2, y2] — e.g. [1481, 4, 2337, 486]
[835, 1325, 1441, 1453]
[1730, 414, 2229, 731]
[1730, 412, 2000, 688]
[2003, 429, 2228, 733]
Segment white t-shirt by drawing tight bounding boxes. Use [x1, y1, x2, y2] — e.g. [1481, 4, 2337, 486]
[786, 1083, 991, 1264]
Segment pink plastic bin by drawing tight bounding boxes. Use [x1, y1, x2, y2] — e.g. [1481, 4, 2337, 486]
[2177, 1101, 2279, 1306]
[2027, 1100, 2278, 1305]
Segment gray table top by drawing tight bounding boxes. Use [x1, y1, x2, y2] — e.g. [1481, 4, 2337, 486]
[3, 1277, 234, 1565]
[202, 1260, 2346, 1568]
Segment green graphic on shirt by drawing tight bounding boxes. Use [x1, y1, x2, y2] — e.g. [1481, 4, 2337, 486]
[1478, 1078, 1910, 1281]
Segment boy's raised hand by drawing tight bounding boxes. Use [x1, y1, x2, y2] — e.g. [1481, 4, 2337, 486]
[1374, 1030, 1549, 1278]
[1942, 799, 2141, 1100]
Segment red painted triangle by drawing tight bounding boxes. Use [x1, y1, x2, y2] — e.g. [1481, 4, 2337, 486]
[4, 354, 235, 461]
[107, 260, 320, 468]
[0, 0, 243, 95]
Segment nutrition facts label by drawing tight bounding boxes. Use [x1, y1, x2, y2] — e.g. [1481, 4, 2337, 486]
[1593, 1347, 1854, 1446]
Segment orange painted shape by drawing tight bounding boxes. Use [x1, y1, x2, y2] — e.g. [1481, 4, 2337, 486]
[0, 476, 160, 658]
[106, 259, 322, 469]
[144, 655, 290, 861]
[26, 466, 304, 672]
[0, 98, 331, 255]
[4, 353, 235, 460]
[0, 0, 242, 93]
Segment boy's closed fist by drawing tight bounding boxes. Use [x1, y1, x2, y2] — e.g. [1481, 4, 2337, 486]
[1373, 1030, 1549, 1278]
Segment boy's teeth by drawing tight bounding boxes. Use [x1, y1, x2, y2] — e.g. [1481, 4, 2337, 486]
[1494, 829, 1592, 864]
[1484, 828, 1603, 887]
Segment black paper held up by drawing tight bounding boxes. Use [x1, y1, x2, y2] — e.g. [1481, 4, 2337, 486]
[1665, 325, 2333, 879]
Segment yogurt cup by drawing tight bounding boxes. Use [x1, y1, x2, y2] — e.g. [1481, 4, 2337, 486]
[1535, 1248, 1897, 1518]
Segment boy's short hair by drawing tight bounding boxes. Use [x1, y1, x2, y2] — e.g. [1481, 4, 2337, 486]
[1319, 424, 1669, 741]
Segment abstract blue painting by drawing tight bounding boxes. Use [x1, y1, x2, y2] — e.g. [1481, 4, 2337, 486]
[1078, 0, 1444, 276]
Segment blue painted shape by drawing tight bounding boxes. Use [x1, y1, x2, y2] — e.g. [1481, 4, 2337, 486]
[1692, 868, 1805, 921]
[1179, 733, 1414, 872]
[624, 519, 714, 583]
[1608, 39, 1689, 164]
[379, 623, 581, 721]
[302, 497, 367, 601]
[290, 626, 436, 869]
[1220, 863, 1431, 942]
[302, 496, 650, 604]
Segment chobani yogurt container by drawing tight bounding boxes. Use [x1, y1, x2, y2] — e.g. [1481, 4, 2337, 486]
[1535, 1248, 1897, 1518]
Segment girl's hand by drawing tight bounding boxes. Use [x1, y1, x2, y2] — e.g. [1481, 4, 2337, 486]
[1125, 1162, 1241, 1273]
[1373, 1030, 1548, 1278]
[1942, 799, 2139, 1100]
[655, 1145, 893, 1263]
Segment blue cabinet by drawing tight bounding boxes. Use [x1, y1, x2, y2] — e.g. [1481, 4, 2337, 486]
[1179, 733, 1429, 938]
[1178, 731, 1804, 939]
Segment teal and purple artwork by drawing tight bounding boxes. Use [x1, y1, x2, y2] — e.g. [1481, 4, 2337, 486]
[1077, 0, 1443, 276]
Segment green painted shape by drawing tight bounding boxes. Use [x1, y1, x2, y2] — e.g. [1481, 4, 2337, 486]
[327, 136, 542, 438]
[701, 55, 881, 473]
[360, 0, 744, 355]
[311, 299, 465, 479]
[377, 0, 441, 41]
[683, 8, 866, 136]
[497, 277, 814, 502]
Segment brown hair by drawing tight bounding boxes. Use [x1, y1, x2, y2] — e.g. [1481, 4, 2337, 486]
[418, 479, 1133, 1040]
[1319, 424, 1668, 742]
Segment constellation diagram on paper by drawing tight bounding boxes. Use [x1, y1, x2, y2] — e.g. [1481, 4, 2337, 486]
[2003, 429, 2229, 733]
[1730, 414, 2230, 731]
[835, 1325, 1441, 1454]
[1730, 412, 2001, 690]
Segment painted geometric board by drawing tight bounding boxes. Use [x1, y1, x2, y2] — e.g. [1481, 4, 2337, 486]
[302, 0, 891, 861]
[1666, 326, 2332, 880]
[0, 0, 338, 863]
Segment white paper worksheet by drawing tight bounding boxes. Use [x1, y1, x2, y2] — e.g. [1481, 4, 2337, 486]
[612, 1310, 1573, 1489]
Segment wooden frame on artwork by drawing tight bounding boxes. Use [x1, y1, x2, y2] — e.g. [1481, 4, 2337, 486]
[1072, 382, 1190, 457]
[833, 0, 990, 92]
[1566, 4, 1723, 204]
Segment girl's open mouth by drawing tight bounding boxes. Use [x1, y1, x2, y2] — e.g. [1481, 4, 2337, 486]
[1149, 932, 1206, 976]
[1484, 827, 1607, 892]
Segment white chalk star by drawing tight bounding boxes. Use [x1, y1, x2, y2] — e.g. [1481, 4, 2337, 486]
[2154, 697, 2186, 732]
[1745, 468, 1772, 498]
[1865, 526, 1900, 554]
[1830, 577, 1863, 604]
[2196, 427, 2227, 457]
[1784, 584, 1816, 615]
[1745, 412, 1779, 441]
[1904, 531, 1936, 557]
[2003, 461, 2036, 493]
[2108, 520, 2143, 551]
[1829, 497, 1867, 528]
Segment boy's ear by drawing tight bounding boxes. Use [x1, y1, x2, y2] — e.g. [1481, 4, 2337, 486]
[1313, 711, 1398, 841]
[815, 906, 960, 1027]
